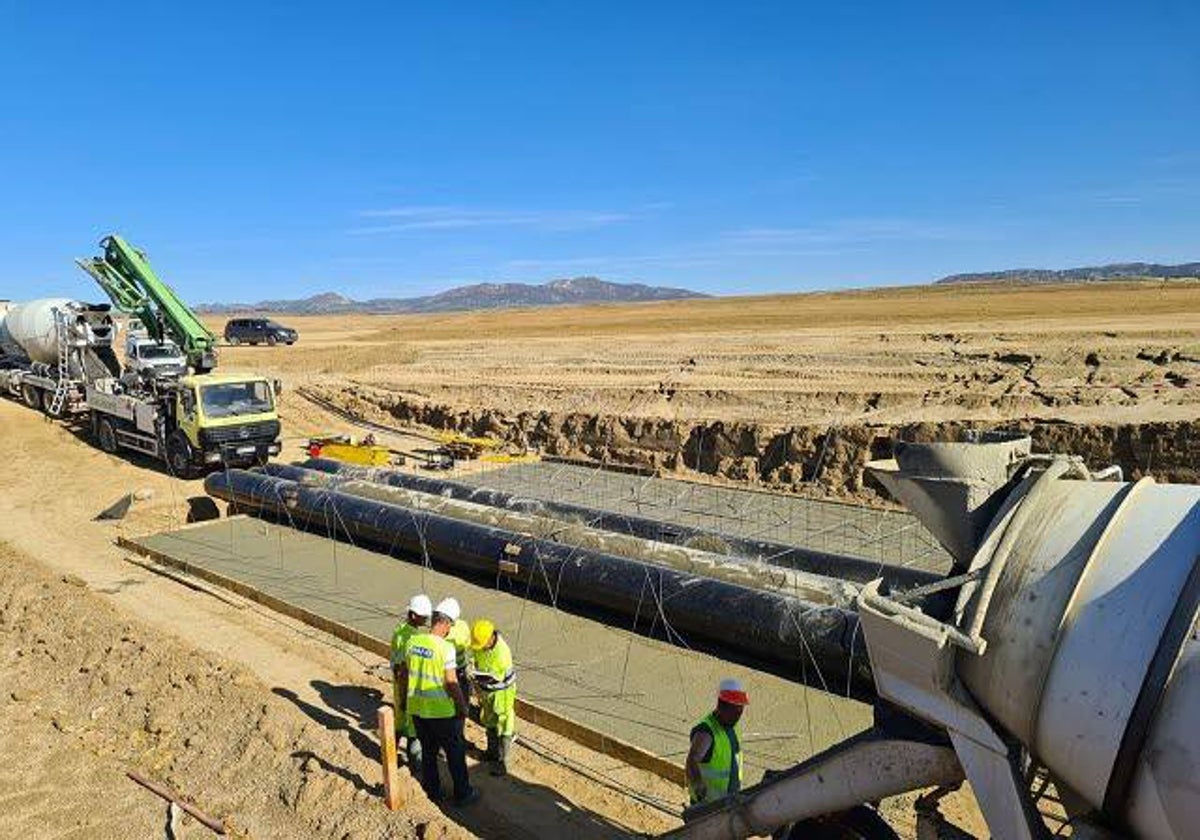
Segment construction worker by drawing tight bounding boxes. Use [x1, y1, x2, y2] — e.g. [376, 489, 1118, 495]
[441, 597, 473, 700]
[397, 598, 480, 806]
[685, 678, 748, 806]
[470, 618, 516, 775]
[390, 593, 432, 767]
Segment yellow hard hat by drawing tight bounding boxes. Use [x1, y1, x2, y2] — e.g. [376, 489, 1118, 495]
[470, 618, 495, 650]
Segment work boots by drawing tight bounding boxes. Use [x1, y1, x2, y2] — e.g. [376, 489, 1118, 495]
[492, 735, 512, 776]
[484, 729, 499, 762]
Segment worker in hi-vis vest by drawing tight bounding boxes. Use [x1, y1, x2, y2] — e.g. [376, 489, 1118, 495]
[442, 597, 473, 698]
[390, 593, 432, 767]
[398, 598, 480, 806]
[470, 618, 516, 776]
[686, 678, 748, 806]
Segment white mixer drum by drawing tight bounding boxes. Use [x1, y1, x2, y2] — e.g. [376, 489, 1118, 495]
[0, 297, 75, 365]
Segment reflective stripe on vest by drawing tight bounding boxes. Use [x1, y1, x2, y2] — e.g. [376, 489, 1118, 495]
[406, 633, 456, 719]
[695, 713, 741, 803]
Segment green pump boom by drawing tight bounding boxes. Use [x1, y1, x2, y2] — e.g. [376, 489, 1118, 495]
[76, 235, 218, 373]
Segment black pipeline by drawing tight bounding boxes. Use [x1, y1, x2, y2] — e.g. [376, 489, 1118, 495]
[299, 457, 937, 590]
[206, 468, 873, 696]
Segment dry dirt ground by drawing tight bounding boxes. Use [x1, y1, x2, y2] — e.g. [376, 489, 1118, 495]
[4, 282, 1188, 838]
[207, 281, 1200, 428]
[0, 400, 683, 839]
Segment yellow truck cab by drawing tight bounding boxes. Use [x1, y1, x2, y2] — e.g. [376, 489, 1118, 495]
[87, 371, 282, 478]
[170, 373, 282, 476]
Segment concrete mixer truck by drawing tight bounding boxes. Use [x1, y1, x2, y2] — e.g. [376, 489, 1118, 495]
[1, 235, 282, 477]
[0, 297, 121, 414]
[665, 433, 1198, 840]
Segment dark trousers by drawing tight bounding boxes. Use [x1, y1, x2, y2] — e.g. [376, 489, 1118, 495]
[413, 714, 472, 801]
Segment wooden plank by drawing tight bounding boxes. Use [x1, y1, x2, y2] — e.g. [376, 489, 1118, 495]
[117, 534, 687, 787]
[376, 707, 404, 810]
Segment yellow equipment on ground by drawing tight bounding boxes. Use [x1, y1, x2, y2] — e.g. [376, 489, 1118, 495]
[306, 435, 402, 467]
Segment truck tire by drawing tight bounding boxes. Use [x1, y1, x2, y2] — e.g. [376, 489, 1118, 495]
[166, 431, 199, 479]
[95, 417, 120, 454]
[228, 336, 239, 346]
[21, 383, 41, 409]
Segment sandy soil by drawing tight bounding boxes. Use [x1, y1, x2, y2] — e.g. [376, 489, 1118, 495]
[0, 400, 681, 839]
[207, 281, 1200, 428]
[5, 281, 1186, 838]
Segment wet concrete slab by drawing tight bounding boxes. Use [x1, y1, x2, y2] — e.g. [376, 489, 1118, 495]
[126, 516, 871, 785]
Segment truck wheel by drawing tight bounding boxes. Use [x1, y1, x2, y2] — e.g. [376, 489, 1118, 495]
[95, 417, 120, 454]
[21, 383, 40, 409]
[228, 336, 239, 346]
[166, 432, 198, 479]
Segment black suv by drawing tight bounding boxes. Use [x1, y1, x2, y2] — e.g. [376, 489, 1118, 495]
[224, 318, 298, 346]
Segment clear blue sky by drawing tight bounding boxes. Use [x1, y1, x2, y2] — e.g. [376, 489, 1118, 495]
[2, 2, 1197, 302]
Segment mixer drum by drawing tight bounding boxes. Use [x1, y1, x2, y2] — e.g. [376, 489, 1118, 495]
[0, 297, 76, 365]
[958, 477, 1199, 838]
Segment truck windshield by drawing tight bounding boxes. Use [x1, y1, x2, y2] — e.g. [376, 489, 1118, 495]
[200, 381, 274, 418]
[138, 344, 181, 360]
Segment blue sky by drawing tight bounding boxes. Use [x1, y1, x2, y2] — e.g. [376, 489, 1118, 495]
[1, 2, 1197, 302]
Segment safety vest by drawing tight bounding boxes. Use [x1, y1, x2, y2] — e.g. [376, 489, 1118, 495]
[692, 713, 741, 804]
[472, 634, 515, 691]
[447, 619, 471, 670]
[406, 632, 456, 719]
[389, 620, 421, 668]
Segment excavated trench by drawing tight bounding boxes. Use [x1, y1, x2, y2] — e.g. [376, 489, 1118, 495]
[312, 384, 1200, 505]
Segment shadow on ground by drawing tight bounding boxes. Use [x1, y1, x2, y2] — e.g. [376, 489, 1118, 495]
[276, 679, 638, 840]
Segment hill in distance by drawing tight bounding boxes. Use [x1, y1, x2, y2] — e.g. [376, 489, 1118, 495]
[936, 261, 1200, 285]
[197, 277, 708, 315]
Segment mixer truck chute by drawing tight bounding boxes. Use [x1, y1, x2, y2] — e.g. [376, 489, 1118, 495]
[666, 434, 1199, 840]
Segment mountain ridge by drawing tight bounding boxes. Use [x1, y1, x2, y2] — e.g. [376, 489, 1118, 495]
[936, 261, 1200, 285]
[196, 276, 708, 314]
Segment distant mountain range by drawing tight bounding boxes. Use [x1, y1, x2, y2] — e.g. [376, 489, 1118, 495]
[936, 262, 1200, 285]
[196, 277, 708, 315]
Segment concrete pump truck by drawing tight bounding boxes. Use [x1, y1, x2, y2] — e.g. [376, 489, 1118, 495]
[0, 234, 282, 477]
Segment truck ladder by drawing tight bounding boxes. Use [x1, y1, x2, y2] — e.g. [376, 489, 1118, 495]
[47, 306, 71, 416]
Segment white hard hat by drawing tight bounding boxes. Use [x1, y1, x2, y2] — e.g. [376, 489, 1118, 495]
[407, 593, 433, 618]
[718, 677, 749, 706]
[434, 597, 461, 622]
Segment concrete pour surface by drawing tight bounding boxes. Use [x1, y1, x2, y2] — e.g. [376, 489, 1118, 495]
[129, 516, 871, 785]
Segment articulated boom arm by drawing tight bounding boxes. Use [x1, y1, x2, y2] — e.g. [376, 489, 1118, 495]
[76, 234, 217, 372]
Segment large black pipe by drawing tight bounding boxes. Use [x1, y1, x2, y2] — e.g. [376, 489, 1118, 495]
[263, 463, 855, 604]
[300, 458, 938, 591]
[207, 469, 873, 696]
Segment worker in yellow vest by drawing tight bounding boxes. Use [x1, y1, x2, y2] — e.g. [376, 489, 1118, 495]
[470, 618, 516, 776]
[397, 598, 480, 806]
[685, 678, 748, 806]
[390, 593, 432, 767]
[441, 597, 472, 696]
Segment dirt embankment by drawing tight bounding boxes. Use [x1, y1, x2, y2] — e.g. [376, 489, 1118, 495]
[321, 384, 1199, 503]
[0, 544, 458, 840]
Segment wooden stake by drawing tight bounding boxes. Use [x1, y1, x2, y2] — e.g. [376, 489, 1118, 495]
[377, 706, 403, 810]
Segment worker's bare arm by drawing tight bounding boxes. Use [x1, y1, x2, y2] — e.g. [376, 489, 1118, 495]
[685, 729, 712, 799]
